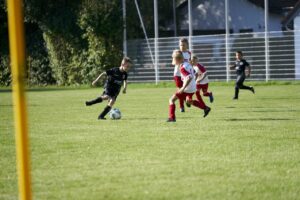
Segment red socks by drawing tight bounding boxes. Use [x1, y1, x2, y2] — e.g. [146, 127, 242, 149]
[192, 100, 206, 109]
[169, 104, 176, 119]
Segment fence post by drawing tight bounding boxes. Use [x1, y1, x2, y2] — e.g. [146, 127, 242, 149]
[225, 0, 230, 82]
[122, 0, 127, 56]
[265, 0, 270, 82]
[154, 0, 159, 84]
[188, 0, 193, 52]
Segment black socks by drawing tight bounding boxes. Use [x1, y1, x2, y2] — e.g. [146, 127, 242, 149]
[98, 105, 112, 119]
[86, 97, 102, 106]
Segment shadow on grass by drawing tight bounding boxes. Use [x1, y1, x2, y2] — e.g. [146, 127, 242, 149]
[251, 110, 300, 113]
[0, 87, 92, 93]
[225, 118, 293, 121]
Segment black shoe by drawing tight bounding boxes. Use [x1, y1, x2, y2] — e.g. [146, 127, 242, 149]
[180, 108, 185, 112]
[186, 102, 191, 107]
[85, 101, 91, 106]
[166, 118, 176, 122]
[250, 87, 255, 94]
[203, 107, 211, 118]
[98, 116, 106, 120]
[232, 97, 238, 100]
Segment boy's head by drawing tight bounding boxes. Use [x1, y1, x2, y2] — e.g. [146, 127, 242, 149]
[121, 57, 132, 72]
[235, 51, 243, 60]
[172, 50, 184, 65]
[179, 38, 189, 51]
[191, 55, 198, 65]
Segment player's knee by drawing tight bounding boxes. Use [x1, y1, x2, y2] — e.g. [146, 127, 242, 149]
[108, 99, 115, 106]
[186, 99, 193, 105]
[169, 96, 176, 104]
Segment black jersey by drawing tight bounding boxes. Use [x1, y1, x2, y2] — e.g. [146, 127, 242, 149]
[105, 67, 128, 88]
[233, 59, 250, 75]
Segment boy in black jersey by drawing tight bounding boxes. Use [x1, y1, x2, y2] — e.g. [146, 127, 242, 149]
[230, 51, 255, 100]
[85, 57, 132, 119]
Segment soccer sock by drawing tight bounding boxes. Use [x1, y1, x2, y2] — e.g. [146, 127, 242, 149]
[240, 85, 252, 90]
[203, 91, 211, 97]
[169, 104, 176, 119]
[194, 93, 206, 109]
[195, 91, 202, 101]
[234, 87, 239, 98]
[86, 97, 103, 105]
[99, 105, 111, 119]
[192, 100, 206, 109]
[179, 97, 184, 109]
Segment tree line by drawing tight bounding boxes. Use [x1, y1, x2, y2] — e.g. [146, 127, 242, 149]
[0, 0, 175, 86]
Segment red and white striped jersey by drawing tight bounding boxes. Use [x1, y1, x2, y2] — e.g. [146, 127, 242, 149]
[193, 63, 209, 84]
[180, 62, 196, 93]
[174, 50, 192, 77]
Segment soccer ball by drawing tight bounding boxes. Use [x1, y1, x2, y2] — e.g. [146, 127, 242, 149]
[109, 108, 121, 120]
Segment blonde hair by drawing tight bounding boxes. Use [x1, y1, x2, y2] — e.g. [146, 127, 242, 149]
[122, 57, 132, 65]
[191, 55, 198, 61]
[172, 50, 183, 60]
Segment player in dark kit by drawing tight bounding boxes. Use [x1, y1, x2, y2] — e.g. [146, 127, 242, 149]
[230, 51, 255, 100]
[85, 57, 132, 119]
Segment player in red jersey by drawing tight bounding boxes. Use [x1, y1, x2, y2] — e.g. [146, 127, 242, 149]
[191, 56, 214, 103]
[167, 50, 211, 122]
[173, 38, 192, 112]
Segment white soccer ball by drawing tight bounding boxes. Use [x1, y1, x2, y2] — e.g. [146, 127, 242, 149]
[109, 108, 121, 120]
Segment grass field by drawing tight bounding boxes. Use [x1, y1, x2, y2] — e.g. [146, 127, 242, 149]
[1, 82, 300, 200]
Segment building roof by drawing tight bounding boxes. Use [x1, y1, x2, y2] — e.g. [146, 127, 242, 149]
[282, 0, 300, 29]
[248, 0, 299, 14]
[178, 0, 299, 15]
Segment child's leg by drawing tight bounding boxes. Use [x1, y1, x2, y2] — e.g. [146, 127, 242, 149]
[98, 97, 115, 119]
[168, 94, 179, 120]
[179, 94, 185, 111]
[201, 84, 211, 97]
[85, 97, 103, 106]
[194, 91, 206, 110]
[174, 76, 185, 111]
[201, 83, 214, 103]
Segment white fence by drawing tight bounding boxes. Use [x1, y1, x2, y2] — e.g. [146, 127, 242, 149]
[127, 30, 300, 83]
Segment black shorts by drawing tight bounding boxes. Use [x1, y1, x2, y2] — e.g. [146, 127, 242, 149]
[236, 73, 246, 85]
[102, 85, 121, 100]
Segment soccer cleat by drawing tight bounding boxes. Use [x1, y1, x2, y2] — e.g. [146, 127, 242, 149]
[203, 107, 211, 118]
[180, 107, 185, 112]
[166, 118, 176, 122]
[85, 101, 91, 106]
[98, 116, 106, 120]
[232, 97, 238, 100]
[209, 93, 214, 103]
[250, 87, 255, 94]
[186, 102, 191, 107]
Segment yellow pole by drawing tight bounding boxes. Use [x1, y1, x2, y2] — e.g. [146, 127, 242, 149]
[7, 0, 32, 200]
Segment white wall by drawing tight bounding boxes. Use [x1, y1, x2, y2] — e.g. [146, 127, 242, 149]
[294, 15, 300, 79]
[178, 0, 282, 33]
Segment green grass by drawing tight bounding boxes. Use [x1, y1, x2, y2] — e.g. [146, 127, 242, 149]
[1, 83, 300, 200]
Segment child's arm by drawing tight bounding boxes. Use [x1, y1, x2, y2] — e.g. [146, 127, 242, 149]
[122, 80, 127, 94]
[229, 64, 236, 70]
[196, 71, 207, 83]
[246, 66, 251, 77]
[92, 72, 106, 86]
[178, 75, 192, 94]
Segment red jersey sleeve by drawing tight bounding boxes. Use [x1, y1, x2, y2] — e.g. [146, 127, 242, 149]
[180, 65, 190, 77]
[197, 63, 206, 73]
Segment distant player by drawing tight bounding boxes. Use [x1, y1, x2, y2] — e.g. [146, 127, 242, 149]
[230, 51, 255, 100]
[167, 50, 211, 122]
[191, 55, 214, 103]
[85, 57, 132, 119]
[173, 38, 192, 112]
